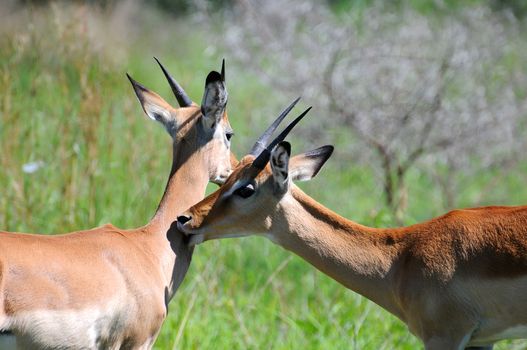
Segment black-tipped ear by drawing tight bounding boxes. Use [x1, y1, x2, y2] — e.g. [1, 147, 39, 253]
[127, 73, 176, 134]
[205, 71, 222, 85]
[289, 145, 334, 182]
[127, 73, 148, 104]
[201, 70, 228, 129]
[270, 141, 291, 194]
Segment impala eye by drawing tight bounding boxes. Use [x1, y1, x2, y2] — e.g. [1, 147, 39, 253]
[234, 183, 255, 198]
[226, 131, 234, 141]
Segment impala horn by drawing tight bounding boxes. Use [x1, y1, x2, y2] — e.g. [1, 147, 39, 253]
[252, 106, 312, 169]
[249, 97, 301, 157]
[154, 57, 192, 107]
[221, 58, 225, 82]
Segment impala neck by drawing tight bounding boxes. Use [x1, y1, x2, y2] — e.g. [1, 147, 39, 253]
[149, 143, 210, 233]
[272, 186, 407, 320]
[141, 136, 210, 299]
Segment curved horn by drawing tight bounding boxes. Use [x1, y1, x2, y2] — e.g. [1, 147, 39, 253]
[154, 57, 192, 107]
[221, 58, 225, 82]
[252, 106, 312, 169]
[248, 97, 301, 156]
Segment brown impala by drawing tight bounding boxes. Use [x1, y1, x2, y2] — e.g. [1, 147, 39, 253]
[0, 59, 243, 349]
[178, 117, 527, 350]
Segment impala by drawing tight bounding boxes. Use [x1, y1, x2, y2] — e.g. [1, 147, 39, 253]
[0, 59, 243, 349]
[178, 126, 527, 349]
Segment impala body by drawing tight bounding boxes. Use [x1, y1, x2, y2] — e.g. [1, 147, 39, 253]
[0, 60, 235, 349]
[0, 224, 187, 349]
[178, 138, 527, 350]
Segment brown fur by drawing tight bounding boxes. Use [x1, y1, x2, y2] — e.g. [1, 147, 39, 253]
[181, 157, 527, 350]
[0, 79, 235, 349]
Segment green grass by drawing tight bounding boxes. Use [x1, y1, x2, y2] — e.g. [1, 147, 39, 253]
[1, 3, 527, 349]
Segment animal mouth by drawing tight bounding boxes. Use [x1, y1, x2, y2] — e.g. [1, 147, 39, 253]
[177, 220, 190, 234]
[212, 174, 229, 185]
[177, 220, 204, 246]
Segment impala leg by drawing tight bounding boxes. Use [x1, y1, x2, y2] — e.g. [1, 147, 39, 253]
[465, 347, 493, 350]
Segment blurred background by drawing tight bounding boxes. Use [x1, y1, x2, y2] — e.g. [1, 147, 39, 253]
[1, 0, 526, 348]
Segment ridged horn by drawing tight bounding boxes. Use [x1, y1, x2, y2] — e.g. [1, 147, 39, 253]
[221, 59, 225, 82]
[248, 97, 301, 156]
[154, 57, 192, 107]
[252, 106, 312, 170]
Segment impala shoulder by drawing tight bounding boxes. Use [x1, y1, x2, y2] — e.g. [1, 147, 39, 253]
[92, 223, 122, 233]
[403, 205, 527, 281]
[102, 223, 119, 230]
[439, 205, 527, 219]
[84, 223, 127, 237]
[395, 213, 473, 281]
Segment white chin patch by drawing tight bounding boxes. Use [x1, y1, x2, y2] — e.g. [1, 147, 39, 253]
[188, 234, 204, 246]
[177, 221, 189, 234]
[213, 175, 227, 185]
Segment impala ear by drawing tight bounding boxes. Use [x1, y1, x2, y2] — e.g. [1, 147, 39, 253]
[289, 145, 334, 182]
[270, 141, 291, 194]
[200, 70, 228, 130]
[127, 74, 176, 134]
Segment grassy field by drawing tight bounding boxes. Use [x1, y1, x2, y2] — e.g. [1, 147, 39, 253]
[1, 3, 527, 349]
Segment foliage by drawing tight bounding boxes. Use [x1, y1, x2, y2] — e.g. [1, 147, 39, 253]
[203, 0, 527, 221]
[490, 0, 527, 18]
[13, 0, 527, 18]
[327, 0, 527, 18]
[1, 1, 527, 349]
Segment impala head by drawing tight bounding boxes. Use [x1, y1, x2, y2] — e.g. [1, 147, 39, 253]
[177, 104, 334, 245]
[127, 58, 233, 184]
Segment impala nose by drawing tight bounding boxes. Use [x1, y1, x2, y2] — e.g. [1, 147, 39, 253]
[177, 215, 192, 225]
